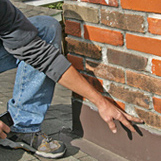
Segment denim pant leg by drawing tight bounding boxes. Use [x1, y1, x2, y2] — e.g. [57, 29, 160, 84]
[8, 16, 62, 133]
[0, 40, 17, 73]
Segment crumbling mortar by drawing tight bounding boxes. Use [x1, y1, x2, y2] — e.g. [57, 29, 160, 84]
[67, 35, 161, 84]
[106, 80, 152, 98]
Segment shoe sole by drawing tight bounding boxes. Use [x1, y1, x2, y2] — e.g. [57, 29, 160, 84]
[0, 138, 66, 159]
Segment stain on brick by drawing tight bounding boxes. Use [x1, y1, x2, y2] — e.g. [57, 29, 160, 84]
[101, 10, 145, 33]
[107, 49, 148, 71]
[63, 4, 99, 23]
[65, 37, 102, 60]
[86, 61, 125, 83]
[109, 84, 150, 108]
[127, 71, 161, 95]
[136, 108, 161, 129]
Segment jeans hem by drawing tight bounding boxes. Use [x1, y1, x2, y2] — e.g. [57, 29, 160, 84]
[11, 126, 41, 133]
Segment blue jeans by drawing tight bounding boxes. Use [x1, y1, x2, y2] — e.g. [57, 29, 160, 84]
[0, 16, 62, 133]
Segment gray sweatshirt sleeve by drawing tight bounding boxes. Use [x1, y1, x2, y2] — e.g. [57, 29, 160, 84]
[5, 36, 71, 82]
[0, 0, 38, 49]
[0, 0, 71, 82]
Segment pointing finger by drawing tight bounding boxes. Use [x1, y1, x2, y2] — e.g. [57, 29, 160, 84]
[107, 120, 117, 133]
[119, 115, 136, 132]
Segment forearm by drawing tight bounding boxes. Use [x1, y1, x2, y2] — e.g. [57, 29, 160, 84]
[58, 65, 144, 134]
[58, 66, 104, 107]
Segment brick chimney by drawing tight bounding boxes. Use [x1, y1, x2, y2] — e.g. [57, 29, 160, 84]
[63, 0, 161, 160]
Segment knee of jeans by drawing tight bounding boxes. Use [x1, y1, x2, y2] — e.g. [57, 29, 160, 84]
[47, 19, 62, 47]
[50, 18, 62, 36]
[30, 15, 62, 32]
[30, 16, 62, 44]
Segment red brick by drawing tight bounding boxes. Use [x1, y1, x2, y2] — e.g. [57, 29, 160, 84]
[152, 59, 161, 77]
[148, 17, 161, 35]
[153, 97, 161, 114]
[126, 71, 161, 95]
[86, 61, 125, 83]
[84, 25, 123, 46]
[67, 54, 84, 70]
[82, 73, 104, 93]
[65, 20, 81, 37]
[81, 0, 118, 7]
[65, 37, 102, 60]
[117, 101, 125, 111]
[109, 83, 150, 109]
[135, 108, 161, 129]
[121, 0, 161, 14]
[63, 4, 99, 23]
[107, 49, 148, 71]
[101, 10, 145, 33]
[126, 33, 161, 56]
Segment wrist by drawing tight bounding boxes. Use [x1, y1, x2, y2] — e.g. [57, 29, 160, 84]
[91, 92, 107, 110]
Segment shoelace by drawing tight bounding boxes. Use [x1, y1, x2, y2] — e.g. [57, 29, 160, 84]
[30, 131, 52, 147]
[36, 131, 52, 142]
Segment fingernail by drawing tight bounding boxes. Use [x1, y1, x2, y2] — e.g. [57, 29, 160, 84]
[112, 129, 117, 133]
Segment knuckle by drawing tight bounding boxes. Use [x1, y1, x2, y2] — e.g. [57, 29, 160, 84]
[0, 121, 4, 128]
[128, 115, 133, 120]
[105, 117, 112, 123]
[109, 124, 116, 129]
[124, 122, 131, 127]
[115, 112, 122, 120]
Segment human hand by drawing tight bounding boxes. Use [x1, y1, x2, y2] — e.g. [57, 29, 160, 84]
[97, 98, 143, 133]
[58, 66, 143, 133]
[0, 121, 10, 139]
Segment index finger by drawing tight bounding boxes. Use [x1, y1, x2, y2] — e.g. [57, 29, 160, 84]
[124, 113, 144, 123]
[118, 115, 136, 132]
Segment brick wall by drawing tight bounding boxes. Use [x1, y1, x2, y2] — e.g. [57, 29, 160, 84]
[63, 0, 161, 133]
